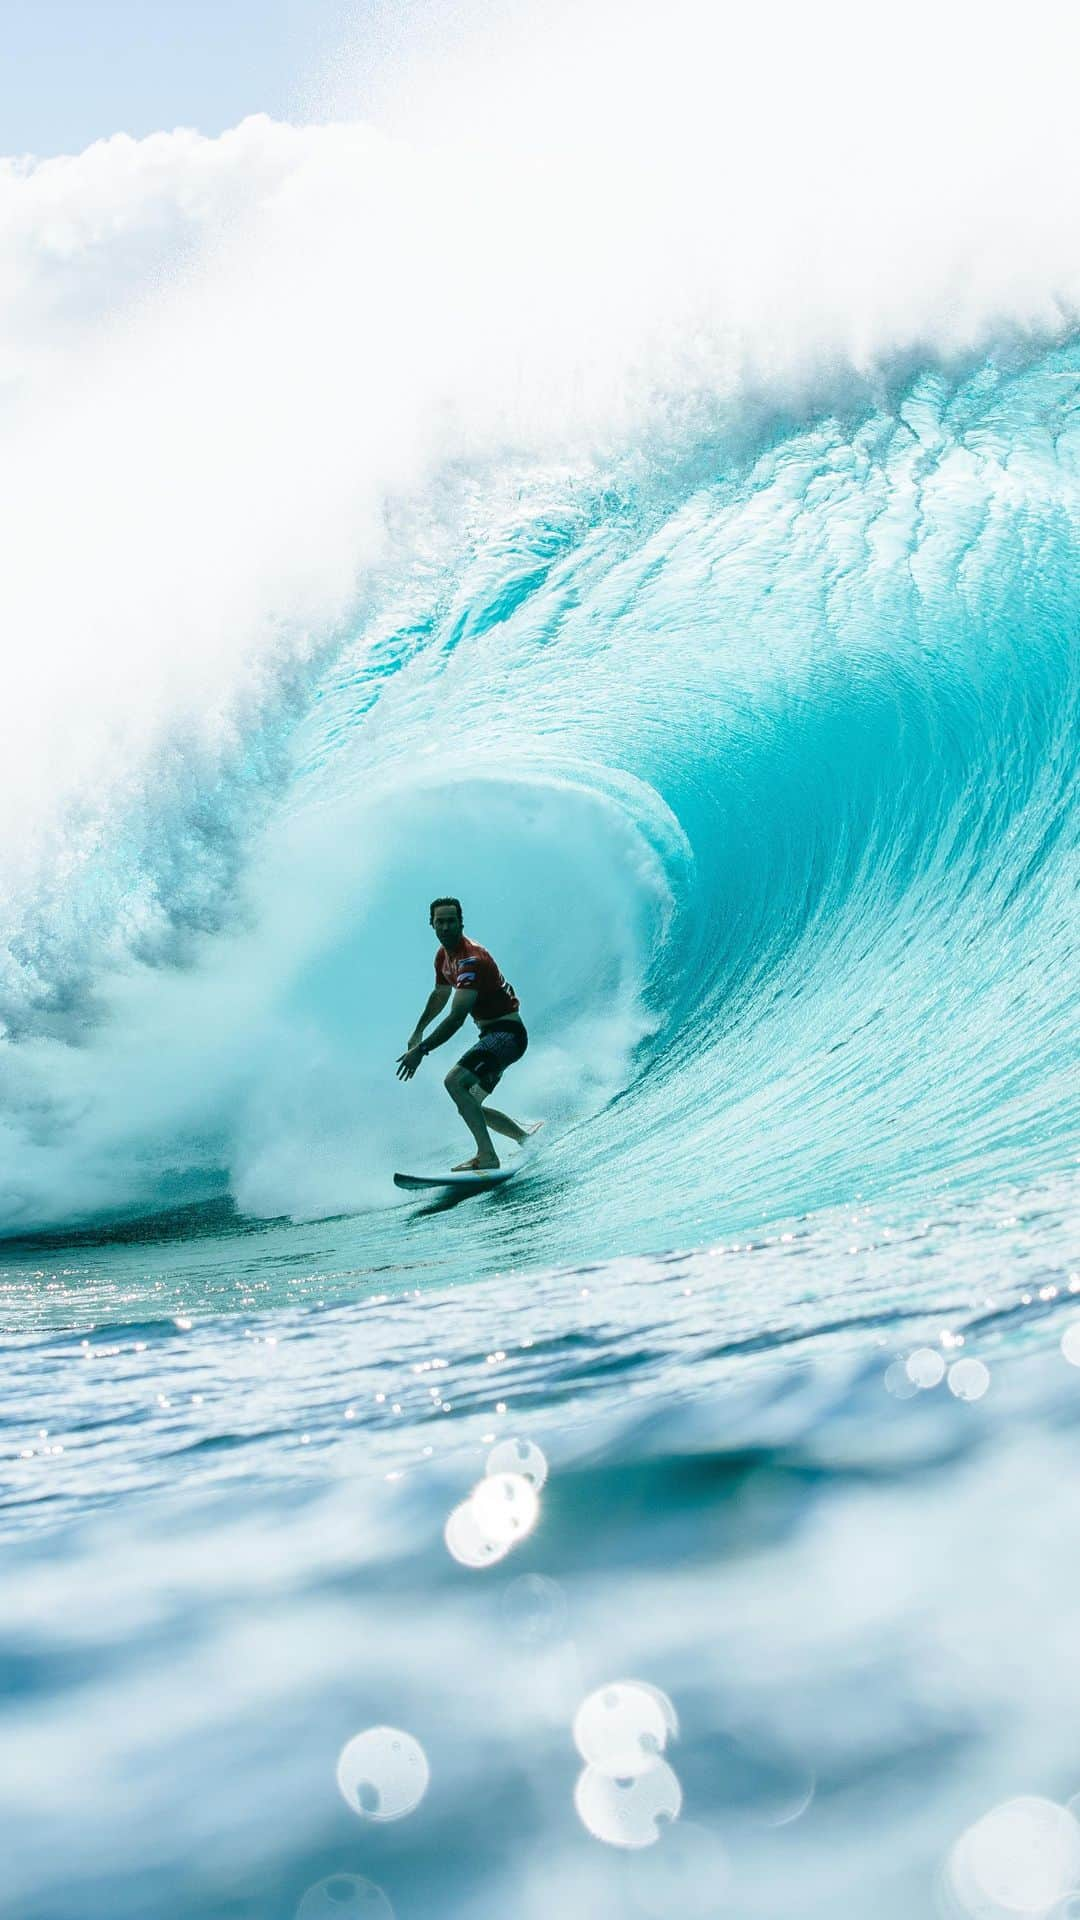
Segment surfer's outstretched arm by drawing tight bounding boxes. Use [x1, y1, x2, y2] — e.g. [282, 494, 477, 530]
[413, 987, 477, 1056]
[407, 984, 450, 1049]
[397, 987, 476, 1080]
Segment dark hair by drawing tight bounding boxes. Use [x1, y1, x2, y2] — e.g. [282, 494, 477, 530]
[429, 896, 463, 925]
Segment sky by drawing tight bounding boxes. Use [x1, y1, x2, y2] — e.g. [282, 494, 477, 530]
[0, 0, 373, 158]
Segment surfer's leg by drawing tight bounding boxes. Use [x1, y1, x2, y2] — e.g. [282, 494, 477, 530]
[479, 1102, 530, 1145]
[451, 1025, 530, 1156]
[444, 1065, 500, 1170]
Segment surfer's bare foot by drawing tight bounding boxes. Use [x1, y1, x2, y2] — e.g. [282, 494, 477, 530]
[512, 1120, 544, 1146]
[452, 1154, 500, 1172]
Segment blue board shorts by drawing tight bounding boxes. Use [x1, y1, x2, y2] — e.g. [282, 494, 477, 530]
[456, 1019, 528, 1093]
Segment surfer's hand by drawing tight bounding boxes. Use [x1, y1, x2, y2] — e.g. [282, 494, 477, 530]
[396, 1045, 425, 1081]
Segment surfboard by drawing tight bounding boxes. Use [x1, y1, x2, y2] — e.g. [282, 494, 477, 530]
[394, 1167, 518, 1191]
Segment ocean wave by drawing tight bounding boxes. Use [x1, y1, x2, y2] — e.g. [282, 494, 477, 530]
[1, 4, 1079, 1243]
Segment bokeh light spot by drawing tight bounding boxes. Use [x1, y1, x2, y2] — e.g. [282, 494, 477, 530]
[884, 1359, 919, 1399]
[575, 1759, 683, 1848]
[296, 1876, 395, 1920]
[948, 1358, 990, 1401]
[1061, 1323, 1080, 1367]
[470, 1470, 539, 1545]
[574, 1681, 676, 1778]
[444, 1498, 513, 1568]
[336, 1728, 429, 1823]
[906, 1348, 946, 1389]
[486, 1435, 549, 1487]
[500, 1572, 568, 1643]
[946, 1795, 1080, 1915]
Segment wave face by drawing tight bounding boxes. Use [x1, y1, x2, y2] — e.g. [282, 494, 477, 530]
[1, 2, 1079, 1268]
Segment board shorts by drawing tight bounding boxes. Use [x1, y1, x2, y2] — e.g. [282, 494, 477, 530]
[455, 1019, 528, 1094]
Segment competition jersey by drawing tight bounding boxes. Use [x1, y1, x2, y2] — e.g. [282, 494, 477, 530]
[435, 937, 520, 1025]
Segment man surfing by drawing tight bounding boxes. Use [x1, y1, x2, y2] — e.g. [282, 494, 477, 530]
[396, 897, 539, 1171]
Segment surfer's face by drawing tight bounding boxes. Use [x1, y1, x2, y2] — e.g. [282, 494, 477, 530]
[432, 905, 463, 946]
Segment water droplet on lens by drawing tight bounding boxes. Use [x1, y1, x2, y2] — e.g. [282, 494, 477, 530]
[336, 1728, 429, 1822]
[486, 1436, 549, 1487]
[884, 1359, 918, 1399]
[574, 1681, 675, 1777]
[1061, 1323, 1080, 1367]
[445, 1498, 513, 1568]
[906, 1348, 946, 1389]
[947, 1357, 990, 1401]
[946, 1795, 1080, 1916]
[295, 1874, 395, 1920]
[470, 1471, 539, 1545]
[501, 1572, 568, 1643]
[575, 1759, 682, 1848]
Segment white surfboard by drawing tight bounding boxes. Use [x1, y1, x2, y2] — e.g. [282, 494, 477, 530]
[394, 1166, 518, 1191]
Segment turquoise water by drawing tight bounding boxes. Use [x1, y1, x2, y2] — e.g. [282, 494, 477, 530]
[2, 20, 1080, 1913]
[4, 348, 1078, 1301]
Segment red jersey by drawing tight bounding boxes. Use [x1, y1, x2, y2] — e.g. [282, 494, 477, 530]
[435, 937, 520, 1024]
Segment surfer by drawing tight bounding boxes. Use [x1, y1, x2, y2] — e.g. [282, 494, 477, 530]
[396, 897, 537, 1171]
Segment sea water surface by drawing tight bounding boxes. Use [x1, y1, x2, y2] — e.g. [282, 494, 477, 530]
[2, 3, 1080, 1915]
